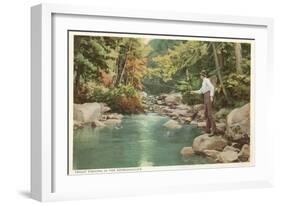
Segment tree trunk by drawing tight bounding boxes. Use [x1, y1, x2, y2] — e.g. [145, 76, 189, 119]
[211, 42, 230, 104]
[115, 40, 132, 86]
[112, 46, 120, 86]
[218, 49, 224, 70]
[235, 43, 242, 74]
[74, 66, 81, 103]
[114, 55, 126, 86]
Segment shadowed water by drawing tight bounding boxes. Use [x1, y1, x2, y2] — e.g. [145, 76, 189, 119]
[73, 113, 212, 170]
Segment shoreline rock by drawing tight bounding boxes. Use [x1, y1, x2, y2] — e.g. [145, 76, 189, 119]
[238, 144, 250, 162]
[226, 103, 250, 141]
[103, 118, 122, 126]
[163, 119, 182, 129]
[74, 102, 110, 123]
[91, 120, 106, 128]
[73, 102, 123, 130]
[203, 149, 220, 160]
[217, 150, 239, 163]
[180, 147, 194, 157]
[192, 134, 228, 154]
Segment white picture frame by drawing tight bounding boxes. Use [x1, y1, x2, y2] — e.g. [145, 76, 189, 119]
[31, 3, 274, 202]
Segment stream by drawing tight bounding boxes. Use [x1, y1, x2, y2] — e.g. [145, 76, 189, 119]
[73, 113, 212, 170]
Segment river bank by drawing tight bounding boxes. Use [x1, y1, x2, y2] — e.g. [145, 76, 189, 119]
[140, 92, 250, 164]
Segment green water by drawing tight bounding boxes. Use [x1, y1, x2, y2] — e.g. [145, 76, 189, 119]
[73, 113, 212, 170]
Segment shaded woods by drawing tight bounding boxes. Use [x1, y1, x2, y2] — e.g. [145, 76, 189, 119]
[73, 35, 251, 113]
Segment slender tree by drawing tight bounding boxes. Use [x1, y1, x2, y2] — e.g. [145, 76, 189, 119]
[211, 42, 230, 104]
[234, 43, 242, 74]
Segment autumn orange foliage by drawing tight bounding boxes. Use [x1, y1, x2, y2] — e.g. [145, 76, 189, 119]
[97, 70, 113, 87]
[112, 96, 144, 114]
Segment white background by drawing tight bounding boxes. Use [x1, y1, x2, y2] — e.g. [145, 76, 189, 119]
[0, 0, 280, 205]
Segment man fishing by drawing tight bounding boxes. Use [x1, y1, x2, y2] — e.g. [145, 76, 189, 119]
[191, 70, 218, 137]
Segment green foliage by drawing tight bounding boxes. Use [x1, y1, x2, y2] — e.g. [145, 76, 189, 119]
[146, 40, 251, 107]
[73, 34, 252, 112]
[78, 83, 143, 114]
[176, 80, 202, 105]
[108, 85, 144, 113]
[110, 84, 138, 98]
[225, 73, 250, 105]
[77, 82, 109, 103]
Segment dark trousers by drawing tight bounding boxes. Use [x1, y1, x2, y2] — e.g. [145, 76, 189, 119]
[204, 91, 217, 133]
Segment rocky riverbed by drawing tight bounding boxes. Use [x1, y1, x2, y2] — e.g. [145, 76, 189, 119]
[73, 92, 251, 164]
[143, 92, 251, 164]
[180, 103, 250, 163]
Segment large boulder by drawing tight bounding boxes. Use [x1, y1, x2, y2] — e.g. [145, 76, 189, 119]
[180, 147, 194, 157]
[215, 108, 231, 120]
[217, 151, 239, 163]
[74, 103, 110, 123]
[192, 134, 227, 154]
[226, 103, 250, 141]
[164, 93, 182, 105]
[163, 120, 182, 129]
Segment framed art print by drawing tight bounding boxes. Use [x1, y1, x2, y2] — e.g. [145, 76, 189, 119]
[31, 3, 274, 201]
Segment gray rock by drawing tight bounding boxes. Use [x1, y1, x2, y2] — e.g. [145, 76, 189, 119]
[158, 94, 168, 100]
[74, 102, 109, 123]
[197, 121, 206, 128]
[192, 134, 228, 153]
[162, 107, 174, 113]
[193, 104, 205, 112]
[163, 120, 182, 129]
[73, 120, 83, 130]
[103, 119, 122, 126]
[91, 120, 106, 128]
[238, 144, 250, 162]
[203, 149, 220, 160]
[217, 151, 239, 163]
[170, 109, 188, 117]
[182, 116, 192, 123]
[107, 113, 123, 120]
[216, 122, 226, 132]
[215, 108, 231, 120]
[226, 103, 250, 141]
[180, 147, 194, 157]
[102, 105, 111, 113]
[196, 109, 205, 120]
[176, 104, 192, 111]
[190, 120, 198, 126]
[156, 100, 165, 105]
[164, 93, 182, 105]
[223, 145, 240, 153]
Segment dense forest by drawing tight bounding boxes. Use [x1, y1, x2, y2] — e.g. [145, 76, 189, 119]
[73, 35, 251, 113]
